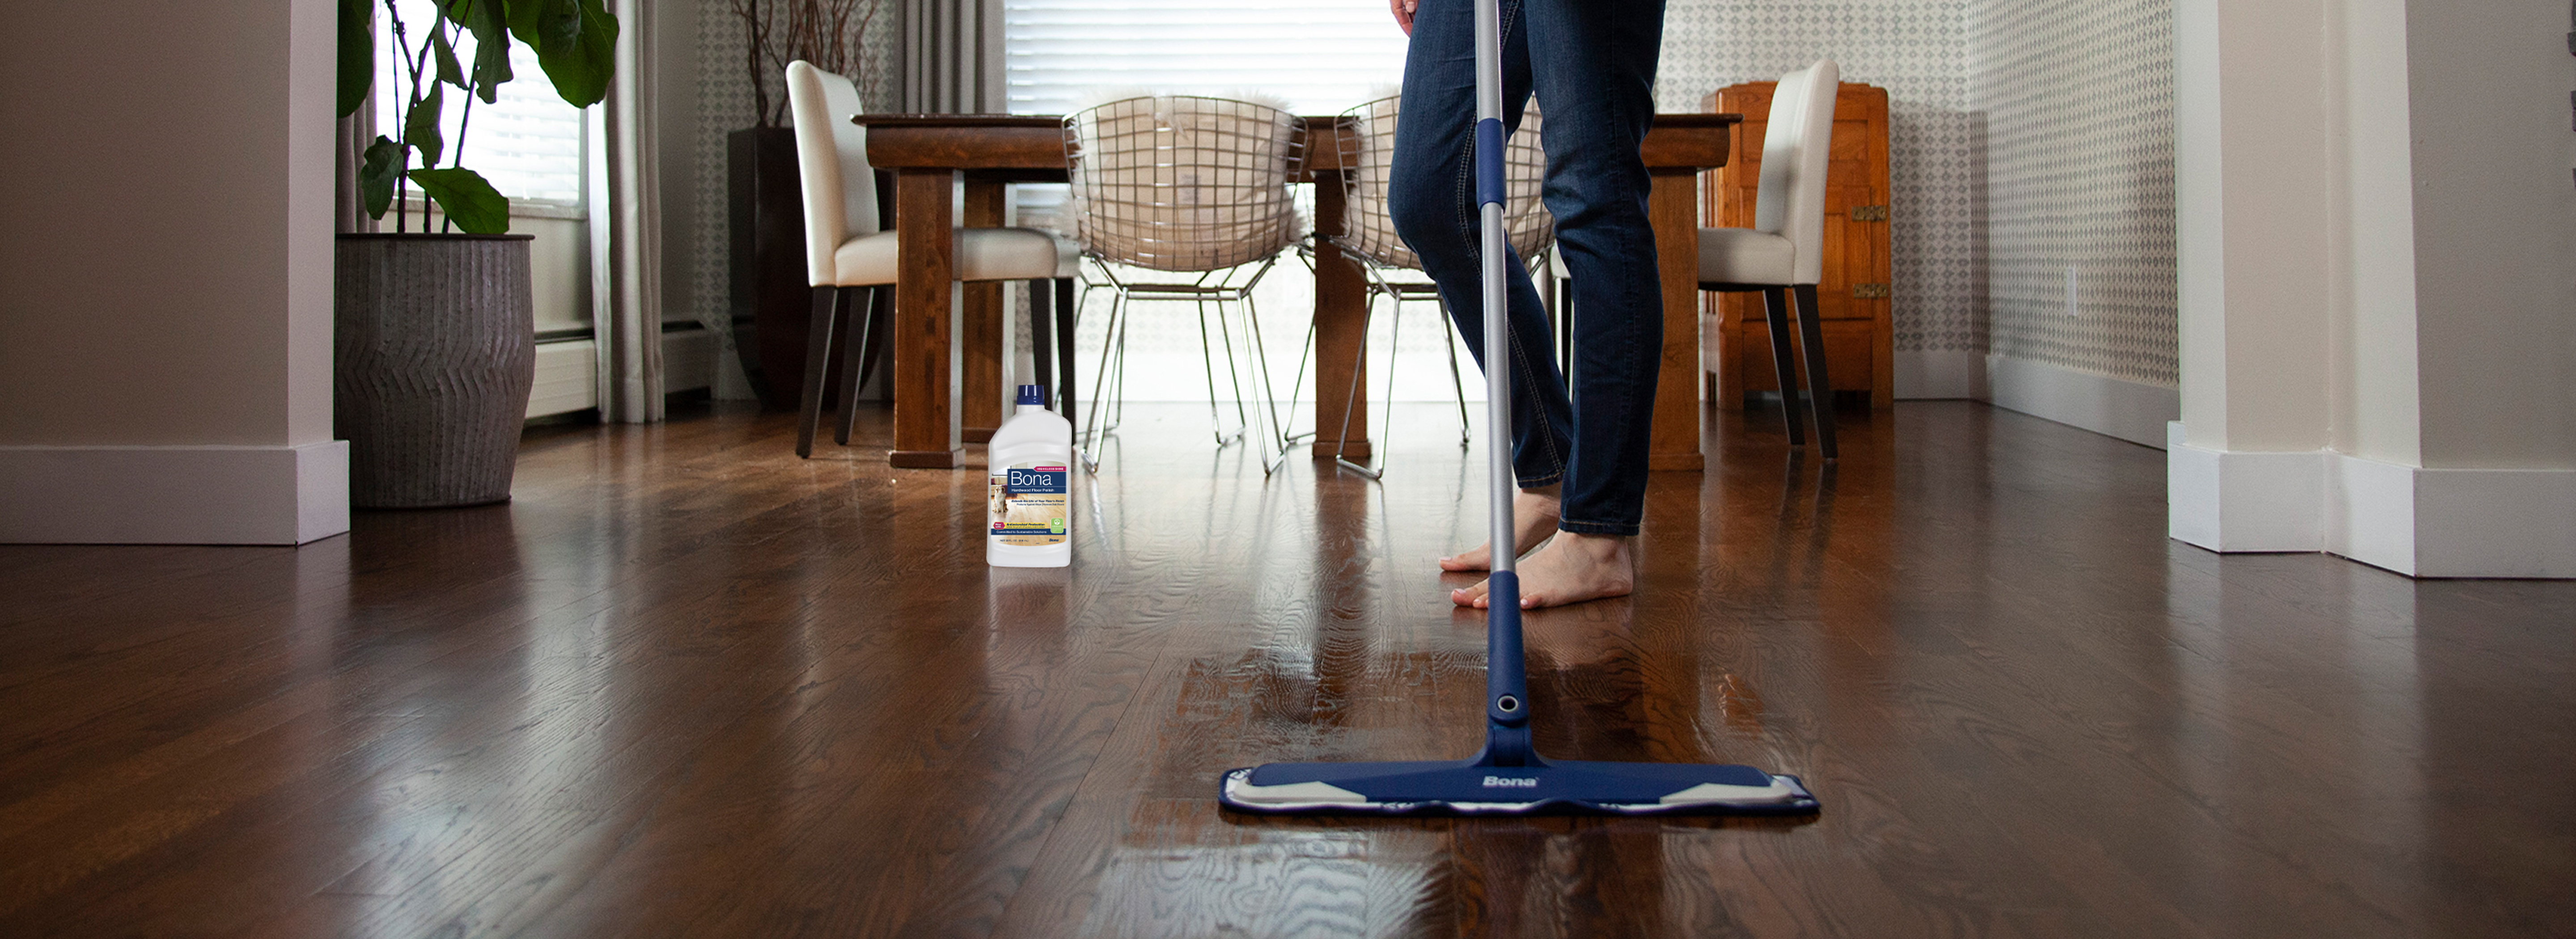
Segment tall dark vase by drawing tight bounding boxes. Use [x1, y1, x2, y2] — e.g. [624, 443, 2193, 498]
[335, 233, 537, 508]
[728, 126, 810, 410]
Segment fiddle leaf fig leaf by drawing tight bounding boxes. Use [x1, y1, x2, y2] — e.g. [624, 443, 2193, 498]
[506, 0, 540, 39]
[432, 26, 466, 88]
[535, 0, 614, 108]
[509, 0, 581, 55]
[454, 0, 513, 103]
[408, 168, 511, 233]
[360, 135, 403, 219]
[336, 0, 373, 117]
[405, 83, 445, 168]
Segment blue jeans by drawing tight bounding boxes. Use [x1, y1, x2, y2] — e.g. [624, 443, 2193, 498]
[1388, 0, 1667, 537]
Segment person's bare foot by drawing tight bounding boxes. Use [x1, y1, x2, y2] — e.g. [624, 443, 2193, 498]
[1450, 531, 1633, 609]
[1439, 487, 1561, 571]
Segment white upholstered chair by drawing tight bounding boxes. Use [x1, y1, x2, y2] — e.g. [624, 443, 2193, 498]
[785, 60, 1080, 458]
[1697, 59, 1841, 459]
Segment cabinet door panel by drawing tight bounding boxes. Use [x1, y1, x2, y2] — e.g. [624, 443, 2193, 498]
[1733, 320, 1875, 393]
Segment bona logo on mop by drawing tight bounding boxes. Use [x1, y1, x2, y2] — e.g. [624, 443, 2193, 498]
[1481, 776, 1540, 788]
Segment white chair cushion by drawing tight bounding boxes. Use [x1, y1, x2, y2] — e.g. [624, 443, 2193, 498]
[832, 227, 1080, 286]
[1696, 227, 1798, 287]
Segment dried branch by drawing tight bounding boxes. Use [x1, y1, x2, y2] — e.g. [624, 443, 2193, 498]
[733, 0, 890, 127]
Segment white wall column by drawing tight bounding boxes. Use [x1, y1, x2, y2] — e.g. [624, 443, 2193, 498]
[2170, 0, 2576, 577]
[0, 0, 346, 545]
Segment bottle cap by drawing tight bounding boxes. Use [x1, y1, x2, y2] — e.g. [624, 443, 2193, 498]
[1016, 384, 1044, 406]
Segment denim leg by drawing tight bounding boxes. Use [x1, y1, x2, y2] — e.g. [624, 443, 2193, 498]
[1523, 0, 1666, 536]
[1389, 0, 1573, 491]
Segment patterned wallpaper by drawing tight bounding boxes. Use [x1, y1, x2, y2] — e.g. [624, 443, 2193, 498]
[1660, 0, 1986, 355]
[1661, 0, 2178, 383]
[687, 0, 900, 398]
[1967, 0, 2176, 386]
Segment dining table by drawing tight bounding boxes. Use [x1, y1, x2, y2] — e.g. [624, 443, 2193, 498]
[856, 111, 1741, 472]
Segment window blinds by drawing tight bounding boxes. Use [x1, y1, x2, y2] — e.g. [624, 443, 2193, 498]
[374, 0, 588, 209]
[1002, 0, 1411, 117]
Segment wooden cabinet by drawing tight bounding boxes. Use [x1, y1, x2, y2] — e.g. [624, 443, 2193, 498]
[1701, 81, 1894, 408]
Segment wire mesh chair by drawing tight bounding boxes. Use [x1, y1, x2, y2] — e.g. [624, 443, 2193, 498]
[1062, 95, 1309, 475]
[1322, 93, 1553, 479]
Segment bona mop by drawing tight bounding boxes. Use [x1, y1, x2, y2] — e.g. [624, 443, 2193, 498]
[1217, 0, 1821, 816]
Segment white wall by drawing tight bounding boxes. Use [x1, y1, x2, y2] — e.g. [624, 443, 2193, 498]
[2170, 0, 2576, 578]
[2402, 0, 2576, 470]
[0, 0, 347, 545]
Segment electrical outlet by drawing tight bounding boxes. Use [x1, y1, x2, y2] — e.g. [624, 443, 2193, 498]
[2064, 266, 2080, 317]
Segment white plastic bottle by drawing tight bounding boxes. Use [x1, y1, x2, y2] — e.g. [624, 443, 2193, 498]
[987, 384, 1074, 567]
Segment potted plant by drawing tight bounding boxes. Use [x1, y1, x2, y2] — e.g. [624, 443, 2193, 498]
[333, 0, 616, 508]
[727, 0, 888, 408]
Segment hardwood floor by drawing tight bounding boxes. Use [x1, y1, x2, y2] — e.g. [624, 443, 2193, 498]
[2, 400, 2569, 937]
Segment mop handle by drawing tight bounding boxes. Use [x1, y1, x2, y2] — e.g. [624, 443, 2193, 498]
[1473, 0, 1532, 742]
[1474, 0, 1511, 581]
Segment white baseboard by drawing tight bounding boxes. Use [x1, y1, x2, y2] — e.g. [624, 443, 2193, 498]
[2166, 423, 2325, 551]
[2405, 465, 2576, 578]
[0, 441, 349, 545]
[529, 339, 598, 419]
[1986, 355, 2178, 449]
[530, 331, 720, 419]
[2169, 420, 2576, 578]
[1894, 350, 1990, 399]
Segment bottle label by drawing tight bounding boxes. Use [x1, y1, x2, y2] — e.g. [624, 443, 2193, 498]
[988, 462, 1068, 547]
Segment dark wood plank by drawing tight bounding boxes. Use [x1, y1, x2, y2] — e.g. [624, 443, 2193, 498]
[1, 402, 2569, 938]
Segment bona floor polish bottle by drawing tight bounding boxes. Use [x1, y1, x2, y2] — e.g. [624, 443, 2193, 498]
[987, 385, 1073, 567]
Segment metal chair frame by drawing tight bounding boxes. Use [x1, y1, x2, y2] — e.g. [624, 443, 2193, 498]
[1324, 93, 1554, 480]
[1062, 95, 1309, 476]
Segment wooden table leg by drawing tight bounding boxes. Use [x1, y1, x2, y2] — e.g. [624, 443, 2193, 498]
[1647, 168, 1707, 472]
[1310, 172, 1372, 461]
[891, 169, 962, 469]
[962, 180, 1006, 443]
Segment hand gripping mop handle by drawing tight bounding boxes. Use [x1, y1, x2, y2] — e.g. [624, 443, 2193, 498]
[1471, 0, 1534, 768]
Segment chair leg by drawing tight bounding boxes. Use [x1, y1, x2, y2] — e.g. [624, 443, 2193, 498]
[858, 288, 891, 397]
[1441, 298, 1471, 446]
[1555, 275, 1575, 379]
[1759, 287, 1805, 446]
[1279, 319, 1318, 445]
[1054, 279, 1079, 433]
[1792, 283, 1837, 460]
[1082, 292, 1125, 446]
[1028, 279, 1055, 409]
[833, 286, 870, 446]
[795, 285, 843, 458]
[1332, 295, 1381, 479]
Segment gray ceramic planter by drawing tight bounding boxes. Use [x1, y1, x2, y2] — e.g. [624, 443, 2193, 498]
[335, 233, 537, 509]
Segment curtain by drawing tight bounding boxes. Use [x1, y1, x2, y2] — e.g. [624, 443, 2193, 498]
[334, 3, 376, 234]
[593, 0, 665, 423]
[336, 114, 377, 234]
[900, 0, 1005, 113]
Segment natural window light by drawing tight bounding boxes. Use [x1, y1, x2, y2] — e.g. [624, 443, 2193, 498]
[1004, 0, 1410, 116]
[373, 0, 588, 209]
[1003, 0, 1466, 404]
